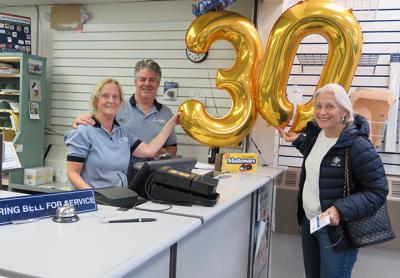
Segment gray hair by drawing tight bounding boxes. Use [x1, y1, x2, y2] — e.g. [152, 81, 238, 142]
[314, 83, 354, 123]
[134, 59, 162, 82]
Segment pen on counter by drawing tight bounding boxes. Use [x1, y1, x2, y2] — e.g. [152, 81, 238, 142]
[106, 218, 157, 223]
[12, 218, 40, 225]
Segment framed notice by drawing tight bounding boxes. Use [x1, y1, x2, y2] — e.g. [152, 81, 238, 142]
[29, 101, 39, 120]
[29, 79, 41, 102]
[28, 58, 43, 75]
[0, 13, 31, 53]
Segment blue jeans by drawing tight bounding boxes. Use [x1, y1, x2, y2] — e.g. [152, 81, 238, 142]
[301, 217, 358, 278]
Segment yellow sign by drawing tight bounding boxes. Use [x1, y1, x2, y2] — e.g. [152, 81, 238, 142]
[221, 153, 258, 173]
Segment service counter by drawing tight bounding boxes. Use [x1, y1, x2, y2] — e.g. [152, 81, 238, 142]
[0, 165, 286, 278]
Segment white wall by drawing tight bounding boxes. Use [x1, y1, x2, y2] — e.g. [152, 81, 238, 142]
[5, 0, 399, 175]
[257, 0, 400, 176]
[247, 0, 284, 166]
[1, 0, 256, 168]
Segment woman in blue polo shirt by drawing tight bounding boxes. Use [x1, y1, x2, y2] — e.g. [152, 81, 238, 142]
[65, 78, 179, 189]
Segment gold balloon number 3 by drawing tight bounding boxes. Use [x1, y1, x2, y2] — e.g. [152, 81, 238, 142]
[180, 11, 262, 147]
[180, 0, 362, 146]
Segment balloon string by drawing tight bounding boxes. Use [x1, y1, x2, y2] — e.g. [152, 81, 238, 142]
[206, 58, 219, 117]
[249, 136, 268, 166]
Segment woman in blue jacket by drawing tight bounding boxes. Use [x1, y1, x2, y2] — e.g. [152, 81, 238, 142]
[280, 83, 388, 278]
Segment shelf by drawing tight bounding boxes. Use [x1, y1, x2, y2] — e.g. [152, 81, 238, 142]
[0, 91, 19, 96]
[296, 53, 379, 73]
[0, 56, 21, 63]
[336, 0, 379, 10]
[0, 53, 47, 183]
[0, 127, 16, 131]
[0, 109, 17, 114]
[359, 54, 379, 68]
[0, 73, 20, 78]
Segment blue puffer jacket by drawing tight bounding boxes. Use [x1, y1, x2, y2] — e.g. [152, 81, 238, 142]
[293, 114, 388, 251]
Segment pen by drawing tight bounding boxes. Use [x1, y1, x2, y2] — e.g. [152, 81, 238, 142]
[107, 218, 156, 223]
[12, 218, 39, 225]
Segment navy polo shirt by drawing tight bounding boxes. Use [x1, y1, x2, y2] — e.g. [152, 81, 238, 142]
[65, 118, 142, 189]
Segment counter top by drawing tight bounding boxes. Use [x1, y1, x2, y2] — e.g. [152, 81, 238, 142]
[0, 201, 200, 278]
[0, 165, 287, 277]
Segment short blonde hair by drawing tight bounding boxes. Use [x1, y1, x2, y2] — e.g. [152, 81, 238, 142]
[90, 78, 124, 112]
[314, 83, 354, 123]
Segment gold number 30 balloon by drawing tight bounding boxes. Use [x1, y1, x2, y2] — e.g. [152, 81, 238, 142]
[180, 0, 362, 146]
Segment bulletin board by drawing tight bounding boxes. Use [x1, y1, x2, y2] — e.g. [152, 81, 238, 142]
[0, 13, 31, 54]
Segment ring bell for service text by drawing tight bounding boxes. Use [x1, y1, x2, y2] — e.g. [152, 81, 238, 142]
[221, 153, 258, 173]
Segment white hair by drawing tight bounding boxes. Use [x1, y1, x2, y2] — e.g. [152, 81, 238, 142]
[314, 83, 354, 123]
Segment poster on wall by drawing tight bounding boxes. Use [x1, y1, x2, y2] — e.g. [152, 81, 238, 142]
[29, 79, 41, 102]
[28, 58, 43, 75]
[28, 102, 39, 120]
[0, 13, 31, 54]
[163, 81, 178, 101]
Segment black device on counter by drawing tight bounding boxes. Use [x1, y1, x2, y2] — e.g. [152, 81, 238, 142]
[94, 187, 145, 208]
[149, 167, 220, 207]
[128, 157, 197, 199]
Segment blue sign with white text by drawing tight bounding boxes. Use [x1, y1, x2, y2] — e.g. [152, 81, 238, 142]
[0, 189, 97, 225]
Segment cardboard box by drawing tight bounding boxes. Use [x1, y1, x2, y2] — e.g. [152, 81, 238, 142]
[350, 89, 395, 148]
[221, 153, 258, 173]
[24, 167, 54, 185]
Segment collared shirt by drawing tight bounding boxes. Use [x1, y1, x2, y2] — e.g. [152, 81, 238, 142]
[116, 95, 177, 163]
[65, 118, 142, 189]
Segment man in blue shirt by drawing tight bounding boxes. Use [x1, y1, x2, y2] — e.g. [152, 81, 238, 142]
[73, 59, 177, 157]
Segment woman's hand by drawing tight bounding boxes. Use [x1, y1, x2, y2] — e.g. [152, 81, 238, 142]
[278, 127, 299, 142]
[133, 113, 180, 158]
[321, 206, 341, 226]
[167, 113, 181, 126]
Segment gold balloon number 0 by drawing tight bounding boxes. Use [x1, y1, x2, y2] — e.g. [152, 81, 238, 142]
[180, 1, 362, 147]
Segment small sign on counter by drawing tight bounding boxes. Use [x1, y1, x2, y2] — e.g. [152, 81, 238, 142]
[0, 189, 97, 225]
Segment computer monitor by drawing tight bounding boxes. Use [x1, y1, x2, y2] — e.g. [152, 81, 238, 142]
[128, 157, 197, 199]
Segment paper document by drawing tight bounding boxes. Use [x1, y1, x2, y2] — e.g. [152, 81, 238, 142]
[3, 141, 22, 170]
[310, 214, 330, 234]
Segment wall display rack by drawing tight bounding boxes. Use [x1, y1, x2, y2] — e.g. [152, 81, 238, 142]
[0, 52, 46, 184]
[296, 53, 380, 73]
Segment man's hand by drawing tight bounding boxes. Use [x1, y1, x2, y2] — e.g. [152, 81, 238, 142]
[72, 114, 95, 129]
